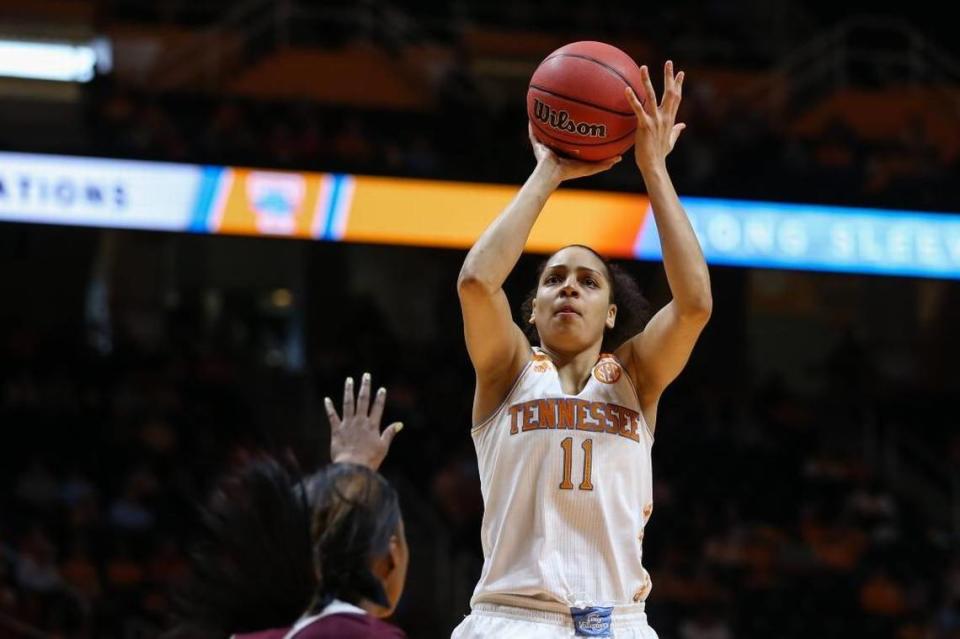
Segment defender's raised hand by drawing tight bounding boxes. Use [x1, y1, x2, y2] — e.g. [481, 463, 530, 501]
[325, 373, 402, 471]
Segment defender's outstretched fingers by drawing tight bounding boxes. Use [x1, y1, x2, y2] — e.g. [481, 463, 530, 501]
[342, 376, 355, 419]
[381, 422, 404, 447]
[324, 397, 341, 431]
[356, 372, 372, 417]
[370, 387, 387, 428]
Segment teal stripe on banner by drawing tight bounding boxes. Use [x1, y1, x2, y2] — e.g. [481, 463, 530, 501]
[323, 173, 346, 240]
[188, 166, 223, 232]
[311, 174, 332, 240]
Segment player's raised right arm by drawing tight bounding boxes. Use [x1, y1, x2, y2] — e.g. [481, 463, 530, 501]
[458, 129, 621, 418]
[456, 160, 553, 380]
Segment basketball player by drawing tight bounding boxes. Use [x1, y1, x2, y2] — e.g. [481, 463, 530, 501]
[170, 374, 407, 639]
[233, 462, 408, 639]
[454, 61, 711, 638]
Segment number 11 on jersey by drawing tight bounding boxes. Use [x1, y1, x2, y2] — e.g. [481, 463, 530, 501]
[559, 437, 594, 491]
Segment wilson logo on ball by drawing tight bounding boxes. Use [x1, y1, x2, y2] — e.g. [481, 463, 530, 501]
[532, 99, 607, 138]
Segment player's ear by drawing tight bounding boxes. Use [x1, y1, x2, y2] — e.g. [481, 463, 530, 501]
[371, 547, 393, 579]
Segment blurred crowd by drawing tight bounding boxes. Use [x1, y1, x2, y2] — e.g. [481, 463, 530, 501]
[0, 316, 257, 637]
[69, 77, 960, 215]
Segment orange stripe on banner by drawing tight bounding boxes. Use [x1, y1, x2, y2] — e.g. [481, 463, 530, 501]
[343, 176, 649, 257]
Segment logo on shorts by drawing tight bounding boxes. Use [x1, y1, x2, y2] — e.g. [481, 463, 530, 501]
[570, 606, 613, 637]
[593, 358, 622, 384]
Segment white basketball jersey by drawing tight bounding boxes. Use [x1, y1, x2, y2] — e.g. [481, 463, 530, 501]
[470, 348, 655, 610]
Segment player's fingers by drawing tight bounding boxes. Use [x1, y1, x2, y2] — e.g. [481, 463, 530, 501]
[625, 87, 652, 128]
[624, 86, 643, 115]
[661, 64, 681, 115]
[529, 122, 547, 150]
[662, 60, 675, 105]
[567, 154, 621, 178]
[356, 372, 372, 417]
[370, 387, 387, 427]
[323, 397, 341, 430]
[528, 123, 554, 162]
[670, 123, 687, 149]
[639, 65, 658, 117]
[667, 70, 684, 119]
[591, 156, 622, 174]
[342, 376, 355, 419]
[380, 422, 404, 448]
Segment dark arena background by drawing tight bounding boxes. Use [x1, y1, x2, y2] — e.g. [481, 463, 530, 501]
[1, 1, 959, 637]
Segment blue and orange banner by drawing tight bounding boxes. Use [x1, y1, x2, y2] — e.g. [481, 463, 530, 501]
[1, 151, 959, 280]
[198, 169, 650, 258]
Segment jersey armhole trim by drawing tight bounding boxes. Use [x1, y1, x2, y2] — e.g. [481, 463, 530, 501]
[470, 354, 534, 435]
[612, 352, 655, 443]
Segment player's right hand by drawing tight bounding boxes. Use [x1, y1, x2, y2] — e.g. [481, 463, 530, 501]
[529, 123, 621, 183]
[625, 61, 686, 174]
[325, 373, 403, 471]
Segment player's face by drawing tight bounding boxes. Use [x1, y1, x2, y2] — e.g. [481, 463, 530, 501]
[532, 246, 616, 353]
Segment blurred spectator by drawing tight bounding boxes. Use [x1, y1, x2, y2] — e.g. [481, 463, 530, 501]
[861, 568, 908, 617]
[679, 607, 733, 639]
[15, 529, 62, 594]
[15, 461, 59, 511]
[61, 542, 102, 601]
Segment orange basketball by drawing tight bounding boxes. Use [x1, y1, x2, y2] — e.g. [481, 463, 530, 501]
[527, 41, 644, 162]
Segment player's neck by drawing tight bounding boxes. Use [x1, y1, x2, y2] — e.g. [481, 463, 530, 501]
[355, 598, 388, 618]
[540, 343, 602, 395]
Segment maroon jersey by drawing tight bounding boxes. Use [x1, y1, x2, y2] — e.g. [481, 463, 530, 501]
[233, 631, 287, 639]
[233, 604, 406, 639]
[288, 613, 406, 638]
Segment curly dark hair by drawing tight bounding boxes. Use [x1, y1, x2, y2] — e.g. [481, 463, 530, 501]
[519, 245, 651, 353]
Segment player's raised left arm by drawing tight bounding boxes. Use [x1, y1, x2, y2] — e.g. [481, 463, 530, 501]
[615, 62, 712, 410]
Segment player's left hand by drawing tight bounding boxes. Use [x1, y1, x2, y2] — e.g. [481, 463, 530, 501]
[326, 373, 402, 471]
[529, 122, 622, 184]
[625, 60, 686, 174]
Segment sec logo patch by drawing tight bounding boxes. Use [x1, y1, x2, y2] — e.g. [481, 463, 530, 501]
[532, 352, 552, 373]
[593, 359, 622, 384]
